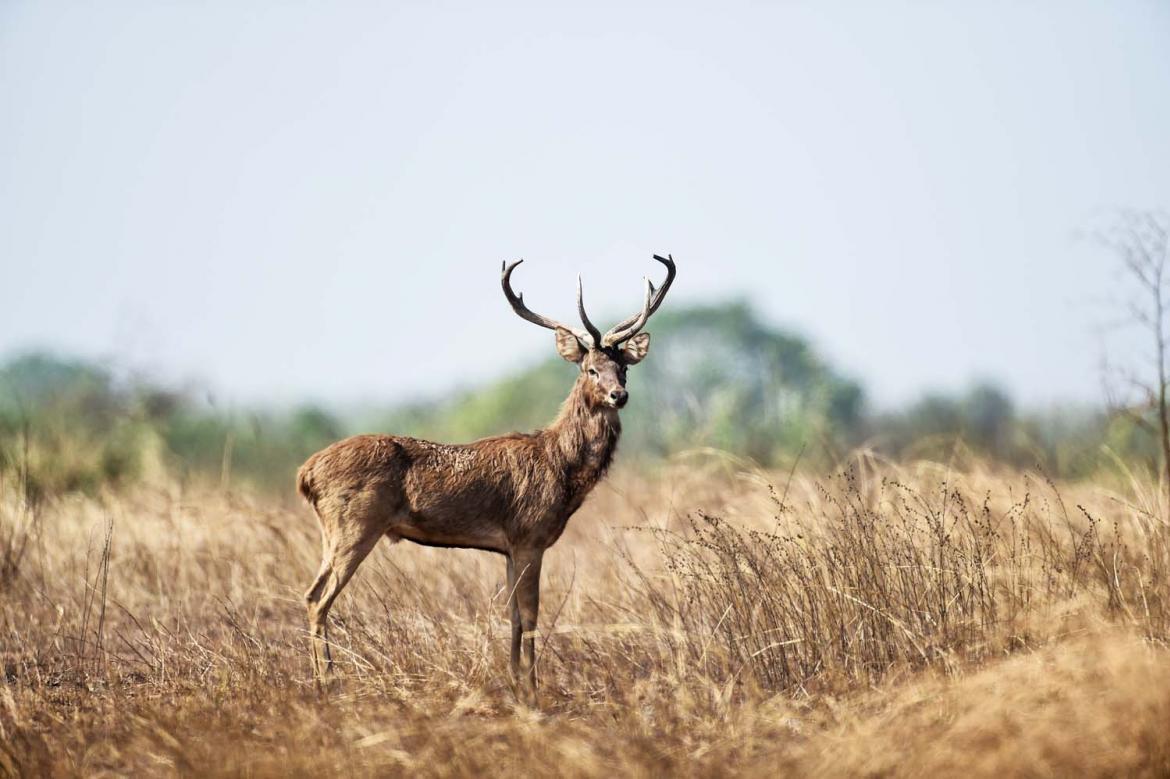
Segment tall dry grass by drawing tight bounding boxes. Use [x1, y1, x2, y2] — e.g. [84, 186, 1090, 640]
[1, 453, 1169, 776]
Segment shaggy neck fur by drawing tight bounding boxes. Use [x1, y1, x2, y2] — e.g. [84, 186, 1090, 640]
[543, 375, 621, 499]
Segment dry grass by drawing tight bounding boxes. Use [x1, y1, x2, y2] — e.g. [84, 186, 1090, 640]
[2, 453, 1169, 777]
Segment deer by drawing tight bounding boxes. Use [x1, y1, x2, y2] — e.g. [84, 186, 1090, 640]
[296, 254, 676, 701]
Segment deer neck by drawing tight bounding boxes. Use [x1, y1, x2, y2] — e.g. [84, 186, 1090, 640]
[544, 377, 621, 495]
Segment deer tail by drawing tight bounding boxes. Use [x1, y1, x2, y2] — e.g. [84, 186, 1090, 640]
[296, 457, 318, 507]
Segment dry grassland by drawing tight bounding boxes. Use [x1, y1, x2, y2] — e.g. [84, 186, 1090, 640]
[2, 454, 1169, 777]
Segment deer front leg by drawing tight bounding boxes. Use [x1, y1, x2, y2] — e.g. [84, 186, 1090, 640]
[509, 548, 543, 703]
[506, 555, 521, 678]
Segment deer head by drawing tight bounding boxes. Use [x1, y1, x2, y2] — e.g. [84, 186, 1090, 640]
[501, 254, 676, 410]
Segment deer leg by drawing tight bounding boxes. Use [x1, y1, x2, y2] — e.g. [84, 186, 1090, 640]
[506, 555, 522, 680]
[304, 556, 333, 681]
[511, 548, 544, 703]
[305, 521, 384, 682]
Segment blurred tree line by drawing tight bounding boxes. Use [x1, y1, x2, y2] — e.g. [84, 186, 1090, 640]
[0, 301, 1153, 498]
[0, 353, 341, 499]
[371, 302, 863, 465]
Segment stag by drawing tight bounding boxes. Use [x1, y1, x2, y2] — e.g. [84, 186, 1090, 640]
[297, 254, 676, 699]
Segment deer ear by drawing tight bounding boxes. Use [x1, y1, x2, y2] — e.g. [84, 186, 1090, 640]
[555, 327, 586, 363]
[621, 332, 651, 364]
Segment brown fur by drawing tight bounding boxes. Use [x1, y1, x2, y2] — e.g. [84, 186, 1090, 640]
[298, 335, 649, 699]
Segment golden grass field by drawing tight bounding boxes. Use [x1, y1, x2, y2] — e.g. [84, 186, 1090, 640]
[2, 452, 1170, 777]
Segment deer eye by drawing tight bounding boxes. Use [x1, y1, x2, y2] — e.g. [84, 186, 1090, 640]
[587, 368, 599, 377]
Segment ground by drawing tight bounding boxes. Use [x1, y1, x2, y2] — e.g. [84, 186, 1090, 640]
[2, 456, 1168, 777]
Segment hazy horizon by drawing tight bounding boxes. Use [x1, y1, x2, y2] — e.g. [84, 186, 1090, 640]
[3, 1, 1169, 410]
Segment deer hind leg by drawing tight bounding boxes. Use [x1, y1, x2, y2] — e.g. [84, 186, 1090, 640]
[305, 555, 332, 680]
[305, 503, 385, 682]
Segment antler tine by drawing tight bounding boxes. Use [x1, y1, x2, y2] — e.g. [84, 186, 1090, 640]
[602, 253, 676, 346]
[501, 260, 595, 346]
[601, 276, 654, 347]
[576, 275, 603, 346]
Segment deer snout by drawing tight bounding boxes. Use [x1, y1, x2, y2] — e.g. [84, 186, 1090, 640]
[609, 388, 629, 408]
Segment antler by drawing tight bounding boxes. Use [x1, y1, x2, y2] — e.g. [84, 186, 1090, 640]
[575, 276, 604, 346]
[601, 253, 676, 347]
[502, 254, 677, 349]
[501, 260, 598, 347]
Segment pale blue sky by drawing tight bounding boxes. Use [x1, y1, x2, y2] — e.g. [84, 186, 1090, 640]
[2, 1, 1168, 408]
